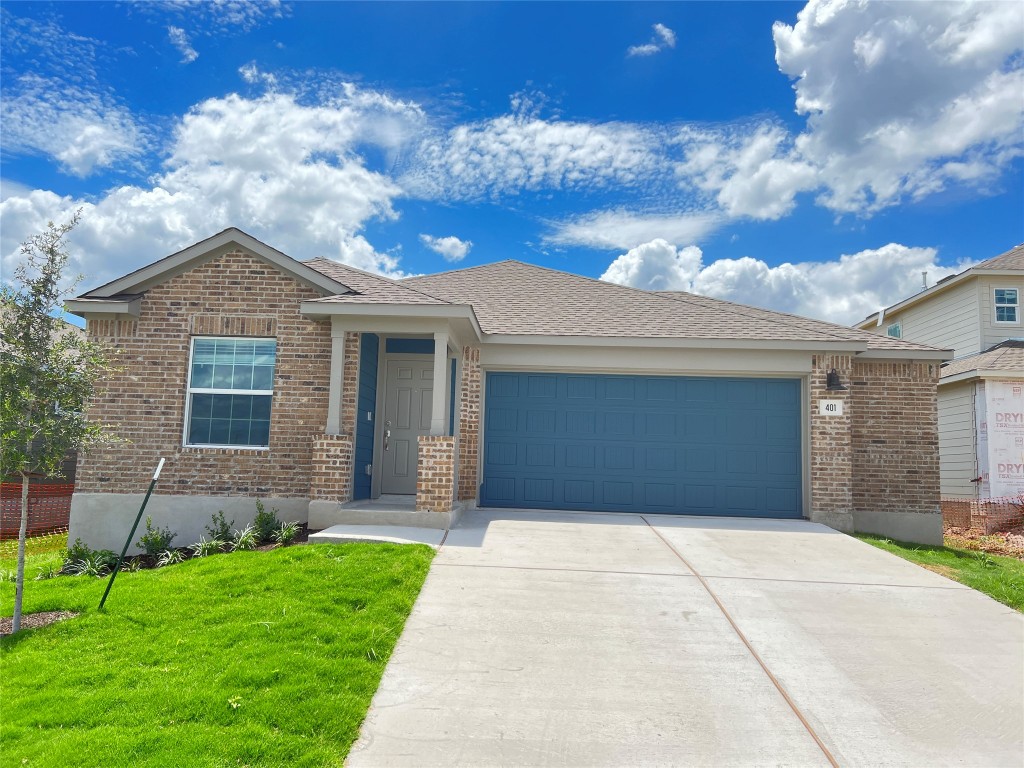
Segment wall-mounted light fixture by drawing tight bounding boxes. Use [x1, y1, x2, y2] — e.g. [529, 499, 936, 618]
[825, 368, 848, 391]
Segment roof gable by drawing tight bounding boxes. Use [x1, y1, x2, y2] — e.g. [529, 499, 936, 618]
[79, 228, 352, 299]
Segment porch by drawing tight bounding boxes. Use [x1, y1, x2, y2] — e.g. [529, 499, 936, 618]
[303, 314, 482, 531]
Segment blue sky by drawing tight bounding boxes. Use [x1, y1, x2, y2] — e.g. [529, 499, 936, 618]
[1, 0, 1022, 325]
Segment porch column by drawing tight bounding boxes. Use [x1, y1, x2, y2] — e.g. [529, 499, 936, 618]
[325, 329, 346, 435]
[430, 330, 449, 435]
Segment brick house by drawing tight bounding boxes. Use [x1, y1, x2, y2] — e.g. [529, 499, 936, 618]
[66, 228, 948, 550]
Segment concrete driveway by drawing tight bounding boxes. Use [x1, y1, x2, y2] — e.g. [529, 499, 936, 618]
[347, 510, 1024, 767]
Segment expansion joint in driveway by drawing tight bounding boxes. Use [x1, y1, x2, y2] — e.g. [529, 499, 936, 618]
[640, 516, 841, 768]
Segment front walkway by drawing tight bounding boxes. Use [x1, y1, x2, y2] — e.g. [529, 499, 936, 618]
[347, 510, 1024, 767]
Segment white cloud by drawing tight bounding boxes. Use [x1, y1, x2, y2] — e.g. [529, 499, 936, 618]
[168, 26, 198, 63]
[0, 86, 423, 287]
[155, 0, 287, 32]
[419, 234, 472, 262]
[239, 62, 276, 87]
[654, 23, 676, 48]
[628, 23, 677, 57]
[1, 74, 147, 177]
[601, 240, 972, 324]
[676, 123, 818, 220]
[404, 95, 666, 201]
[0, 15, 148, 177]
[601, 239, 703, 290]
[773, 0, 1024, 213]
[546, 209, 722, 250]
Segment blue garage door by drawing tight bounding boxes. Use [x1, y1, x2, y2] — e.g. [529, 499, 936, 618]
[481, 372, 802, 518]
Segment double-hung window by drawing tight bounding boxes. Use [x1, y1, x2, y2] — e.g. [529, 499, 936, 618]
[185, 337, 275, 448]
[994, 288, 1019, 324]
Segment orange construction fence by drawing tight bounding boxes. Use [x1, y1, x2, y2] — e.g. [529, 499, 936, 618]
[0, 483, 73, 541]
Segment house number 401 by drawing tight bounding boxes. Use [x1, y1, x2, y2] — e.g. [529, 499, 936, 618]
[819, 399, 844, 416]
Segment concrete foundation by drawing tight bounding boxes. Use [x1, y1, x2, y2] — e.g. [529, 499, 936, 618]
[68, 492, 309, 554]
[307, 499, 460, 531]
[853, 509, 944, 546]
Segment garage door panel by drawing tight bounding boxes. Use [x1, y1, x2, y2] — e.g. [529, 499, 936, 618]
[564, 480, 594, 504]
[645, 447, 677, 472]
[527, 375, 557, 398]
[766, 487, 800, 512]
[604, 411, 635, 435]
[644, 378, 677, 401]
[481, 373, 802, 518]
[602, 481, 634, 505]
[522, 477, 554, 503]
[605, 378, 635, 399]
[565, 410, 596, 434]
[566, 376, 597, 399]
[766, 414, 799, 440]
[486, 441, 518, 466]
[565, 444, 595, 468]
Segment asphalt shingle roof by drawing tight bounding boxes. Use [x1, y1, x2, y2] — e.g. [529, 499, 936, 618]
[975, 243, 1024, 271]
[399, 260, 943, 350]
[301, 256, 944, 350]
[941, 341, 1024, 378]
[302, 258, 450, 305]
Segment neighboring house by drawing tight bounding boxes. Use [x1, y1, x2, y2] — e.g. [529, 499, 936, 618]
[855, 244, 1024, 529]
[66, 228, 948, 550]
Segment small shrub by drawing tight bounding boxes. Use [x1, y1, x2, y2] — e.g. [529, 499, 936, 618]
[190, 536, 224, 558]
[156, 549, 186, 568]
[65, 538, 95, 566]
[230, 525, 258, 552]
[121, 557, 143, 572]
[136, 516, 177, 557]
[272, 521, 300, 545]
[34, 563, 59, 580]
[253, 499, 280, 544]
[67, 551, 117, 577]
[62, 540, 118, 576]
[0, 569, 14, 583]
[205, 511, 234, 541]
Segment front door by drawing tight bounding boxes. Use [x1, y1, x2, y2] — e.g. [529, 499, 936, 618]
[380, 358, 434, 494]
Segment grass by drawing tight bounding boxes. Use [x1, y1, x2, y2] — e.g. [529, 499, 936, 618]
[0, 531, 69, 582]
[858, 534, 1024, 611]
[1, 541, 434, 767]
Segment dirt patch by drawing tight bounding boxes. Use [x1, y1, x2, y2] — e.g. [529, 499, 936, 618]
[920, 564, 960, 580]
[0, 610, 78, 637]
[945, 527, 1024, 561]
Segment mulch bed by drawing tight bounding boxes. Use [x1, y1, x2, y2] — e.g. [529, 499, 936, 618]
[0, 610, 78, 637]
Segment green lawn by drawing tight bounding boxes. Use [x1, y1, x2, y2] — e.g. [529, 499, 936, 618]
[1, 542, 434, 767]
[0, 531, 69, 582]
[858, 534, 1024, 611]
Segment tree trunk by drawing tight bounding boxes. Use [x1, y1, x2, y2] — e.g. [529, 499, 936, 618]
[12, 471, 30, 634]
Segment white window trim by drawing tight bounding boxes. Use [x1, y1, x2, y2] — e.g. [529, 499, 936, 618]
[182, 336, 275, 450]
[886, 322, 902, 339]
[993, 287, 1020, 325]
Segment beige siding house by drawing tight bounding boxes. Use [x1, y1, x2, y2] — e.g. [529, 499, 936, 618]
[856, 244, 1024, 525]
[66, 228, 949, 550]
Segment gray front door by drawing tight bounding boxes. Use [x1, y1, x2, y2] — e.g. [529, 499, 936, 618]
[380, 358, 433, 494]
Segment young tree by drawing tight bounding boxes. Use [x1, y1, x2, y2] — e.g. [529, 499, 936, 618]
[1, 213, 114, 633]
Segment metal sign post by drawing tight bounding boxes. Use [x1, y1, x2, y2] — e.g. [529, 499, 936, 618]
[98, 458, 164, 610]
